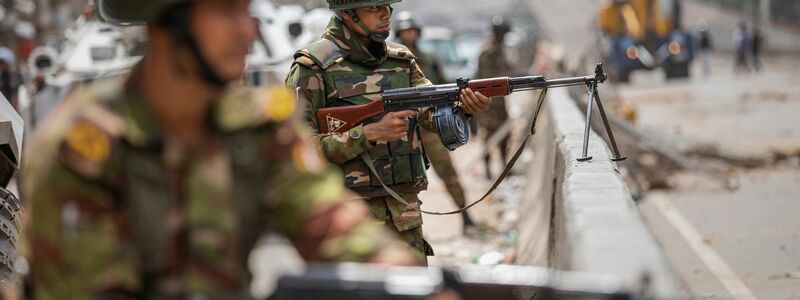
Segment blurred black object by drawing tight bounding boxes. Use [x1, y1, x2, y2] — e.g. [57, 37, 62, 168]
[0, 95, 23, 282]
[268, 264, 635, 300]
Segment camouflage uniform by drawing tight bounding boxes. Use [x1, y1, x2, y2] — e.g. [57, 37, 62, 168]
[476, 41, 512, 174]
[286, 17, 435, 259]
[22, 68, 411, 299]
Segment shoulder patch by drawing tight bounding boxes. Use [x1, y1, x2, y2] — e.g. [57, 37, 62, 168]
[263, 86, 296, 122]
[216, 86, 298, 131]
[294, 39, 348, 70]
[59, 116, 120, 179]
[65, 120, 111, 164]
[386, 41, 417, 60]
[293, 56, 319, 69]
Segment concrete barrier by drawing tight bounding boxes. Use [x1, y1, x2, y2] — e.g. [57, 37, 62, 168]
[515, 88, 683, 298]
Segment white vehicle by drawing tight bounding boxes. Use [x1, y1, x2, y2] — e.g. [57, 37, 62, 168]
[59, 20, 142, 79]
[417, 27, 475, 82]
[23, 19, 144, 129]
[246, 0, 333, 86]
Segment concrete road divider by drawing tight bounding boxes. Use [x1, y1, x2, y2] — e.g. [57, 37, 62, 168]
[515, 88, 683, 298]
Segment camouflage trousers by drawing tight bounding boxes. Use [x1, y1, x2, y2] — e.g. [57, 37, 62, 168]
[366, 194, 434, 264]
[420, 130, 467, 208]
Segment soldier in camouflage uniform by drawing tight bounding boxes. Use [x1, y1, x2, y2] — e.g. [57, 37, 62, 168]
[286, 0, 492, 262]
[393, 11, 476, 232]
[477, 16, 513, 179]
[22, 0, 417, 298]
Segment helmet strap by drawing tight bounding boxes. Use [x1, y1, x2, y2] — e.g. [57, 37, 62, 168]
[345, 9, 391, 43]
[162, 4, 228, 88]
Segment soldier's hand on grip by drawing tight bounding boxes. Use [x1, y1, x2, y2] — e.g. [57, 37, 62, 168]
[364, 110, 419, 142]
[459, 88, 492, 115]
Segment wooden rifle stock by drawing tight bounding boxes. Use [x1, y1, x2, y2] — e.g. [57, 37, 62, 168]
[316, 100, 385, 133]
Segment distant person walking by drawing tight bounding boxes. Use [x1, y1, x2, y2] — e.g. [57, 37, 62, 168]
[750, 26, 764, 72]
[733, 22, 749, 72]
[672, 0, 683, 30]
[0, 47, 19, 108]
[697, 19, 713, 76]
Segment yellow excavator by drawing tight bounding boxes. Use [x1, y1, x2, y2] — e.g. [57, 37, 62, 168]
[597, 0, 693, 82]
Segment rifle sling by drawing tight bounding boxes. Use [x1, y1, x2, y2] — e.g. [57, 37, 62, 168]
[360, 88, 548, 215]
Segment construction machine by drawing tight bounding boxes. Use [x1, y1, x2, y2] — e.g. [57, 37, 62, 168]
[597, 0, 693, 82]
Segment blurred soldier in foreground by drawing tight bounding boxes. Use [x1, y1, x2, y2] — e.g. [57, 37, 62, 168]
[286, 0, 492, 262]
[393, 11, 476, 233]
[476, 16, 513, 179]
[22, 0, 417, 298]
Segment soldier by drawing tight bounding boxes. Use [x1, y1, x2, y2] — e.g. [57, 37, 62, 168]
[476, 16, 513, 179]
[22, 0, 417, 298]
[393, 11, 476, 232]
[286, 0, 492, 262]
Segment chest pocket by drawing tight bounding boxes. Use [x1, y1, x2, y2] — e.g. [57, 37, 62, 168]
[329, 67, 411, 105]
[325, 63, 427, 188]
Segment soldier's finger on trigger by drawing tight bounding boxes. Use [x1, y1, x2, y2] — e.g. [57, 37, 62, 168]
[396, 117, 409, 127]
[397, 110, 417, 119]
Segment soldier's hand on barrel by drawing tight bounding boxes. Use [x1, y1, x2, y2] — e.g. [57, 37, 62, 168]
[460, 88, 492, 114]
[364, 110, 419, 142]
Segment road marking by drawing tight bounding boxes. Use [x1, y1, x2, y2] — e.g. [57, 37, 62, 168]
[650, 195, 758, 300]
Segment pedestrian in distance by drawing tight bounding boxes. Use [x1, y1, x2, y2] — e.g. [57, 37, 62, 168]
[733, 21, 750, 72]
[750, 26, 764, 72]
[697, 19, 713, 77]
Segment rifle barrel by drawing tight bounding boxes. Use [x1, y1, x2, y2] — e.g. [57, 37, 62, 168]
[508, 74, 601, 93]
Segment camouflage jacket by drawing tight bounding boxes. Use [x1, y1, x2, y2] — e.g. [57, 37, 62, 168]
[477, 41, 513, 78]
[476, 41, 512, 129]
[286, 17, 435, 200]
[22, 69, 410, 300]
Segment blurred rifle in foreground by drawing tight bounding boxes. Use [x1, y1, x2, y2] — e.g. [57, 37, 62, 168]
[268, 264, 640, 300]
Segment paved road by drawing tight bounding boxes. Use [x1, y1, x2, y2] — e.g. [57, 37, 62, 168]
[530, 0, 800, 299]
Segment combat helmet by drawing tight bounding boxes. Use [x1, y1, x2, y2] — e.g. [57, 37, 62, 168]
[327, 0, 402, 10]
[394, 10, 421, 34]
[327, 0, 402, 43]
[98, 0, 190, 25]
[97, 0, 230, 87]
[491, 15, 511, 35]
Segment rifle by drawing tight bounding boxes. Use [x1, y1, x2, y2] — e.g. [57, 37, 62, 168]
[316, 63, 626, 162]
